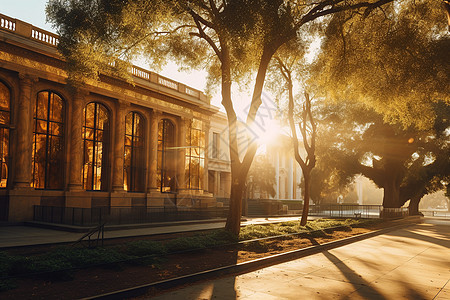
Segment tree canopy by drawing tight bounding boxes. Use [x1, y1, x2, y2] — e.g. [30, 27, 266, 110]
[308, 100, 449, 211]
[311, 0, 450, 130]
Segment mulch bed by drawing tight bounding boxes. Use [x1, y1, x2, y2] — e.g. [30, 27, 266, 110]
[1, 222, 391, 299]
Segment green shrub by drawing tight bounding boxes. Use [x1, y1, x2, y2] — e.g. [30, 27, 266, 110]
[46, 247, 131, 268]
[0, 252, 16, 276]
[126, 240, 166, 257]
[0, 279, 17, 292]
[166, 236, 207, 252]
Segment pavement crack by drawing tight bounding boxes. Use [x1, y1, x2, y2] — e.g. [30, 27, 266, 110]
[433, 278, 450, 300]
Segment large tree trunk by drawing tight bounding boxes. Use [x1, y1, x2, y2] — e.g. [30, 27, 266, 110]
[225, 175, 245, 234]
[221, 45, 274, 236]
[382, 177, 401, 208]
[300, 173, 311, 226]
[408, 194, 423, 216]
[381, 161, 404, 208]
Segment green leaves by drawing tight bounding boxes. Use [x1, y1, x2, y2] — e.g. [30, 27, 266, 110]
[312, 1, 450, 130]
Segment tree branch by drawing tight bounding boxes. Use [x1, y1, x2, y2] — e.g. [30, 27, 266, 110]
[297, 0, 394, 29]
[189, 10, 222, 61]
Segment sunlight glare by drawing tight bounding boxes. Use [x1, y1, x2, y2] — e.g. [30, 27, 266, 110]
[255, 118, 282, 146]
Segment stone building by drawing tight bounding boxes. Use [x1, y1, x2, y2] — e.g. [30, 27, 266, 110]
[266, 134, 303, 201]
[207, 112, 232, 199]
[0, 14, 224, 222]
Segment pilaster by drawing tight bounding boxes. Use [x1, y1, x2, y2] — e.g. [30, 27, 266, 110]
[68, 88, 88, 191]
[147, 110, 160, 192]
[112, 100, 128, 192]
[177, 116, 187, 190]
[203, 123, 210, 191]
[13, 73, 36, 189]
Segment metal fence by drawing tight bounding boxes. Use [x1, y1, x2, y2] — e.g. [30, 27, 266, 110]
[34, 205, 228, 226]
[309, 204, 384, 219]
[420, 210, 450, 218]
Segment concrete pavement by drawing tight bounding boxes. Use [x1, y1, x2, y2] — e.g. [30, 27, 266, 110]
[0, 216, 309, 248]
[149, 218, 450, 299]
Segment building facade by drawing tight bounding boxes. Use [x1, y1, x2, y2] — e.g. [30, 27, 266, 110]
[0, 14, 222, 222]
[207, 112, 232, 199]
[266, 135, 303, 201]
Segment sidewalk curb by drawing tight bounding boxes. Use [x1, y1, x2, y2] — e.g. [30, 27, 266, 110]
[84, 217, 422, 300]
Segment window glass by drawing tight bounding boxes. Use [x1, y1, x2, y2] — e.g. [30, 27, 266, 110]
[185, 119, 205, 190]
[124, 112, 145, 192]
[82, 102, 110, 190]
[157, 119, 176, 192]
[32, 91, 65, 189]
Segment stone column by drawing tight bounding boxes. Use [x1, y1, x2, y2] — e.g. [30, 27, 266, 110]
[68, 88, 87, 191]
[177, 117, 187, 191]
[147, 110, 160, 192]
[275, 152, 280, 199]
[214, 171, 219, 196]
[13, 74, 35, 188]
[112, 100, 128, 191]
[203, 123, 210, 192]
[288, 157, 293, 199]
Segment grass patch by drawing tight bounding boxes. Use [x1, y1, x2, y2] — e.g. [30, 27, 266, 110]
[239, 218, 372, 240]
[166, 229, 237, 252]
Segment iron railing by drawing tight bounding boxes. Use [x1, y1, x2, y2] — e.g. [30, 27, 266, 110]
[34, 205, 228, 226]
[309, 204, 383, 219]
[420, 210, 450, 218]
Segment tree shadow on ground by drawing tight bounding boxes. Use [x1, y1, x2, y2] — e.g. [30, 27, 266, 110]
[307, 234, 429, 300]
[384, 224, 450, 249]
[321, 249, 389, 300]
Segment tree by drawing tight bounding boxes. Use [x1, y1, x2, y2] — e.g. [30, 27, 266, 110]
[47, 0, 395, 234]
[398, 102, 450, 214]
[277, 66, 316, 225]
[247, 155, 276, 198]
[308, 1, 450, 212]
[311, 1, 449, 130]
[306, 100, 450, 212]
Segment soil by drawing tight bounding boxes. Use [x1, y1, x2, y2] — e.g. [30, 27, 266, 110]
[1, 223, 388, 299]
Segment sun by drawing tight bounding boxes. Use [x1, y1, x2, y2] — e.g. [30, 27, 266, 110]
[255, 118, 282, 146]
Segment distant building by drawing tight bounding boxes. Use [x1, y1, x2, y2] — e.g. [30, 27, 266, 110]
[266, 135, 303, 201]
[207, 112, 231, 199]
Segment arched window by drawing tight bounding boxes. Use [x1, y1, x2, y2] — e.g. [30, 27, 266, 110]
[32, 91, 65, 189]
[124, 112, 145, 192]
[185, 119, 205, 190]
[83, 102, 110, 190]
[0, 82, 10, 188]
[157, 119, 176, 192]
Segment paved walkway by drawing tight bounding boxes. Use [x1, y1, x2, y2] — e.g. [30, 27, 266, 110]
[149, 218, 450, 299]
[0, 216, 308, 248]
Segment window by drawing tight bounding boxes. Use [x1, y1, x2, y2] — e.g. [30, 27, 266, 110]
[82, 102, 110, 190]
[0, 82, 10, 188]
[185, 119, 205, 190]
[157, 119, 176, 192]
[212, 132, 219, 159]
[124, 112, 145, 192]
[32, 91, 65, 189]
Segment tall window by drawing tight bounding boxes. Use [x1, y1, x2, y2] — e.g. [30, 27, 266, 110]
[0, 82, 10, 188]
[32, 91, 65, 189]
[185, 119, 205, 190]
[124, 112, 145, 192]
[83, 102, 110, 190]
[212, 132, 219, 159]
[157, 119, 176, 192]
